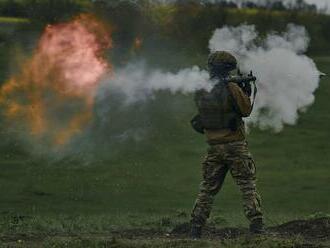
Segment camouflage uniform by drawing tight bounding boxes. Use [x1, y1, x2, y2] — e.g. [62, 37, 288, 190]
[191, 140, 262, 228]
[191, 51, 263, 230]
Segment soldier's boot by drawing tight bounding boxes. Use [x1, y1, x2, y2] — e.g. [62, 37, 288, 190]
[249, 218, 265, 234]
[190, 225, 202, 239]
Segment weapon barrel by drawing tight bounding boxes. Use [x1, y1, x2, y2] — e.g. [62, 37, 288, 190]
[319, 72, 326, 78]
[223, 75, 257, 84]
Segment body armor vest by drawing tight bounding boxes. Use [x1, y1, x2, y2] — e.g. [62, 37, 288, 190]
[195, 82, 241, 131]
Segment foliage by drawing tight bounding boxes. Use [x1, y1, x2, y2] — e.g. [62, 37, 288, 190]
[0, 0, 84, 23]
[24, 0, 84, 23]
[0, 0, 25, 17]
[159, 3, 330, 54]
[0, 1, 330, 53]
[92, 1, 330, 55]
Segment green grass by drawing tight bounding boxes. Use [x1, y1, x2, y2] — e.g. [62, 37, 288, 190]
[0, 58, 329, 222]
[2, 234, 327, 248]
[0, 17, 29, 24]
[0, 37, 329, 246]
[27, 236, 320, 248]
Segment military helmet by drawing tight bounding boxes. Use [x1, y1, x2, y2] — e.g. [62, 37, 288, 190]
[208, 51, 237, 71]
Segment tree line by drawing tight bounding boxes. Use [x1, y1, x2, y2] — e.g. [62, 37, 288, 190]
[0, 0, 329, 56]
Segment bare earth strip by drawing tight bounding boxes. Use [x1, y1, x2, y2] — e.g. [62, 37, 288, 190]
[0, 217, 329, 247]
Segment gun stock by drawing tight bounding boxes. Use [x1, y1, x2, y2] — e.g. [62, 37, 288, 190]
[221, 71, 257, 86]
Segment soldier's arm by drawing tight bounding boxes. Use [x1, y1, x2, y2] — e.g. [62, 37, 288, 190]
[227, 82, 252, 117]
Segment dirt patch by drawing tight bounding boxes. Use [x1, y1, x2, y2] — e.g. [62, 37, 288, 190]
[0, 217, 329, 246]
[170, 222, 246, 239]
[169, 217, 330, 241]
[270, 217, 330, 240]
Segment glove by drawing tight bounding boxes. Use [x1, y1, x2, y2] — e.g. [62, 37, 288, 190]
[190, 114, 204, 134]
[242, 83, 252, 97]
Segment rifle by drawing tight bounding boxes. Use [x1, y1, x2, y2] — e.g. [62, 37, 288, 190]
[220, 70, 257, 88]
[220, 69, 258, 109]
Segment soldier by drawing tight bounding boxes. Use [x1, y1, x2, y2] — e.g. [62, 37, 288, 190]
[190, 51, 264, 239]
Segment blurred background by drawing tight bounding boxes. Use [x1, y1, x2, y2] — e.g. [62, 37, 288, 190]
[0, 1, 329, 245]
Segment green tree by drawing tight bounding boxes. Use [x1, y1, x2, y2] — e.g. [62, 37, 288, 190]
[24, 0, 82, 23]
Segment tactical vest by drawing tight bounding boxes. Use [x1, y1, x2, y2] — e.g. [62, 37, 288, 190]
[195, 82, 241, 131]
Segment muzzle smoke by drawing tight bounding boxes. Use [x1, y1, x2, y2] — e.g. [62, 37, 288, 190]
[100, 63, 210, 104]
[209, 24, 320, 131]
[106, 24, 320, 132]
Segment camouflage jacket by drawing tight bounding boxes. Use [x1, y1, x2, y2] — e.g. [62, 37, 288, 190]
[204, 82, 252, 144]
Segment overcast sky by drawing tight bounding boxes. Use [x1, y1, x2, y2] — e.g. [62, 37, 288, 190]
[237, 0, 329, 12]
[305, 0, 329, 8]
[159, 0, 330, 12]
[244, 0, 329, 9]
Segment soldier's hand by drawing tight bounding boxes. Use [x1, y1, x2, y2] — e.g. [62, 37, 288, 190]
[243, 84, 252, 97]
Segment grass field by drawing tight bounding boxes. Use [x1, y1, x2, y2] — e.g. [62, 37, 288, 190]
[0, 37, 329, 246]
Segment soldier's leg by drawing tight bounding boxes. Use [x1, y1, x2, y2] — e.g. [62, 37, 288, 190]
[228, 142, 263, 223]
[191, 145, 229, 229]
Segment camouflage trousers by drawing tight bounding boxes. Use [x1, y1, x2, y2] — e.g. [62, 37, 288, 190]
[191, 140, 263, 227]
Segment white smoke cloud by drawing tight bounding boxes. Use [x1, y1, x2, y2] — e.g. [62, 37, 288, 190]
[101, 63, 211, 104]
[100, 24, 320, 132]
[209, 24, 320, 131]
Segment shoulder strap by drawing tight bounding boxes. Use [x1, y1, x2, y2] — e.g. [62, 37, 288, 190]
[251, 81, 258, 110]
